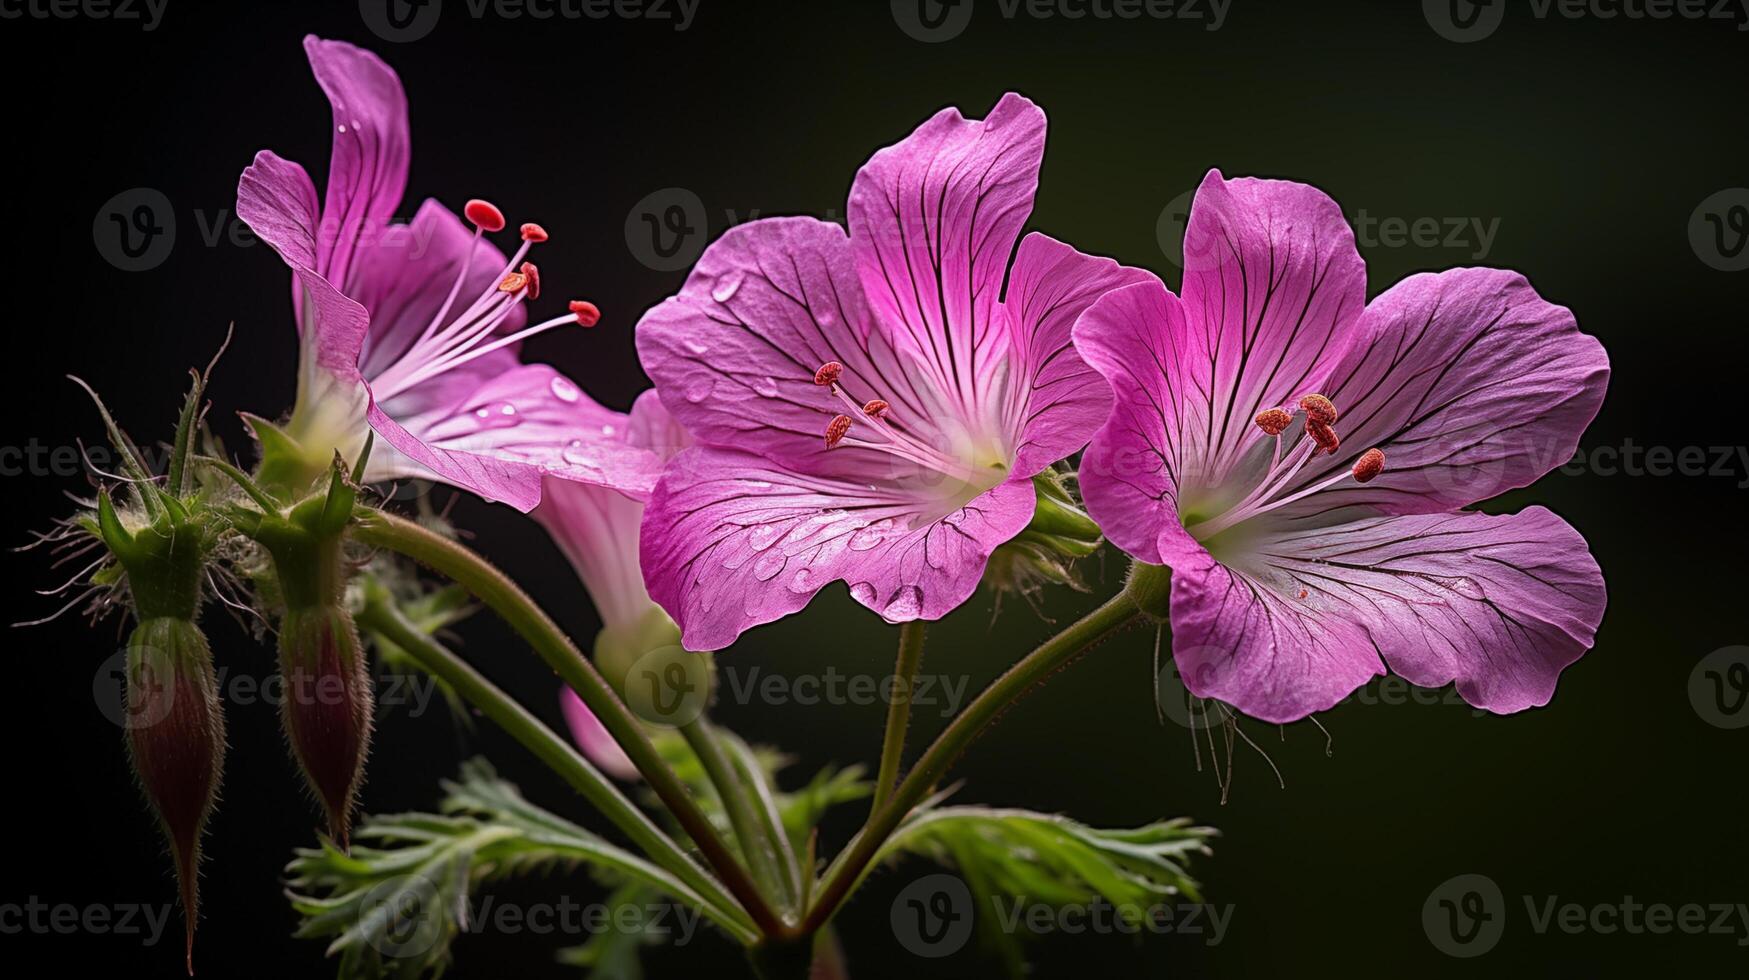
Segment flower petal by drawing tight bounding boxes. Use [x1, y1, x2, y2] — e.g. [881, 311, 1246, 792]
[639, 448, 1035, 650]
[1174, 171, 1367, 490]
[302, 35, 411, 292]
[536, 473, 655, 633]
[1272, 268, 1610, 518]
[635, 216, 934, 468]
[1251, 507, 1606, 714]
[1169, 549, 1386, 724]
[1073, 277, 1200, 566]
[366, 363, 662, 512]
[848, 92, 1044, 418]
[351, 198, 526, 385]
[236, 150, 320, 274]
[559, 687, 639, 781]
[626, 389, 691, 462]
[999, 232, 1153, 477]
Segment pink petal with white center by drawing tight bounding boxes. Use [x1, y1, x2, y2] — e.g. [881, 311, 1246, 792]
[302, 35, 411, 293]
[1174, 171, 1367, 490]
[559, 688, 639, 781]
[999, 233, 1153, 477]
[1271, 268, 1610, 519]
[849, 93, 1043, 412]
[639, 448, 1036, 651]
[365, 364, 665, 512]
[1249, 507, 1606, 714]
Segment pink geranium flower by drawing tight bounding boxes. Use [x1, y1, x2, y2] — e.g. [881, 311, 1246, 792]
[236, 36, 625, 511]
[635, 94, 1150, 650]
[1075, 171, 1609, 723]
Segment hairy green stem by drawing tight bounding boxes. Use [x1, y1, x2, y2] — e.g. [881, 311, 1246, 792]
[681, 719, 800, 916]
[351, 509, 791, 939]
[354, 594, 758, 943]
[870, 621, 927, 815]
[800, 585, 1149, 934]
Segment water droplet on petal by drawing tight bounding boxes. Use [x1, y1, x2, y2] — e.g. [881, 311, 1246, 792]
[848, 582, 877, 606]
[549, 376, 580, 403]
[746, 524, 783, 551]
[471, 401, 521, 429]
[751, 376, 779, 397]
[1439, 576, 1487, 601]
[711, 271, 744, 303]
[884, 585, 923, 621]
[684, 377, 716, 403]
[786, 566, 815, 593]
[849, 518, 900, 551]
[684, 339, 711, 355]
[753, 550, 787, 582]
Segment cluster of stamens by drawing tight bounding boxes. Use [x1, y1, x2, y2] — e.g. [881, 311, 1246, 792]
[366, 198, 599, 402]
[1184, 393, 1386, 540]
[810, 361, 982, 484]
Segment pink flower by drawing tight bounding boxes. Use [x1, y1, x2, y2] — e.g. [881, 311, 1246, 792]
[236, 36, 619, 511]
[1075, 171, 1610, 723]
[635, 94, 1149, 650]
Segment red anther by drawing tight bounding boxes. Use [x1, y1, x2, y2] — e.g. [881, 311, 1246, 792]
[519, 261, 540, 300]
[1306, 419, 1341, 455]
[497, 271, 528, 294]
[1255, 408, 1292, 436]
[568, 300, 601, 327]
[824, 414, 853, 447]
[519, 222, 548, 242]
[1299, 393, 1338, 426]
[814, 361, 844, 387]
[862, 398, 890, 419]
[1352, 447, 1386, 483]
[465, 199, 506, 233]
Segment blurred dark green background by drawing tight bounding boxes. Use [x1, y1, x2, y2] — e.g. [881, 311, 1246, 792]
[6, 0, 1745, 975]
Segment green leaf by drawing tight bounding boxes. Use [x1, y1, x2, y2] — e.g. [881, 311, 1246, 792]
[286, 760, 735, 980]
[553, 884, 662, 979]
[875, 806, 1216, 973]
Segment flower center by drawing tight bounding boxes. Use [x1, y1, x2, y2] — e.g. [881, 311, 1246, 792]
[811, 360, 1007, 495]
[368, 199, 595, 402]
[1184, 393, 1386, 541]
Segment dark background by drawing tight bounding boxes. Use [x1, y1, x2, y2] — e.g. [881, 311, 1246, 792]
[5, 0, 1746, 976]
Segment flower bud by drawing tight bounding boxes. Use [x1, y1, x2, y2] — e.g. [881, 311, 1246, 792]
[278, 604, 373, 848]
[985, 470, 1105, 602]
[125, 616, 224, 976]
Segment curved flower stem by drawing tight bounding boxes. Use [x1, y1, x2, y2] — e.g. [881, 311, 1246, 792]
[354, 592, 758, 944]
[799, 583, 1151, 935]
[681, 718, 801, 915]
[870, 621, 927, 815]
[351, 509, 792, 939]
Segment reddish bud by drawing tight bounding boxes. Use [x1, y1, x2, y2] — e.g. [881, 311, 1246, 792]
[825, 414, 853, 447]
[124, 617, 224, 976]
[1299, 393, 1339, 425]
[1306, 419, 1341, 455]
[519, 261, 541, 300]
[519, 222, 548, 242]
[568, 300, 601, 327]
[1255, 408, 1292, 436]
[464, 198, 506, 233]
[278, 606, 373, 849]
[813, 361, 844, 387]
[1352, 447, 1386, 483]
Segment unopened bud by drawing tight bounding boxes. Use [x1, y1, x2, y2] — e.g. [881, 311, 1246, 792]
[125, 617, 224, 976]
[278, 605, 373, 849]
